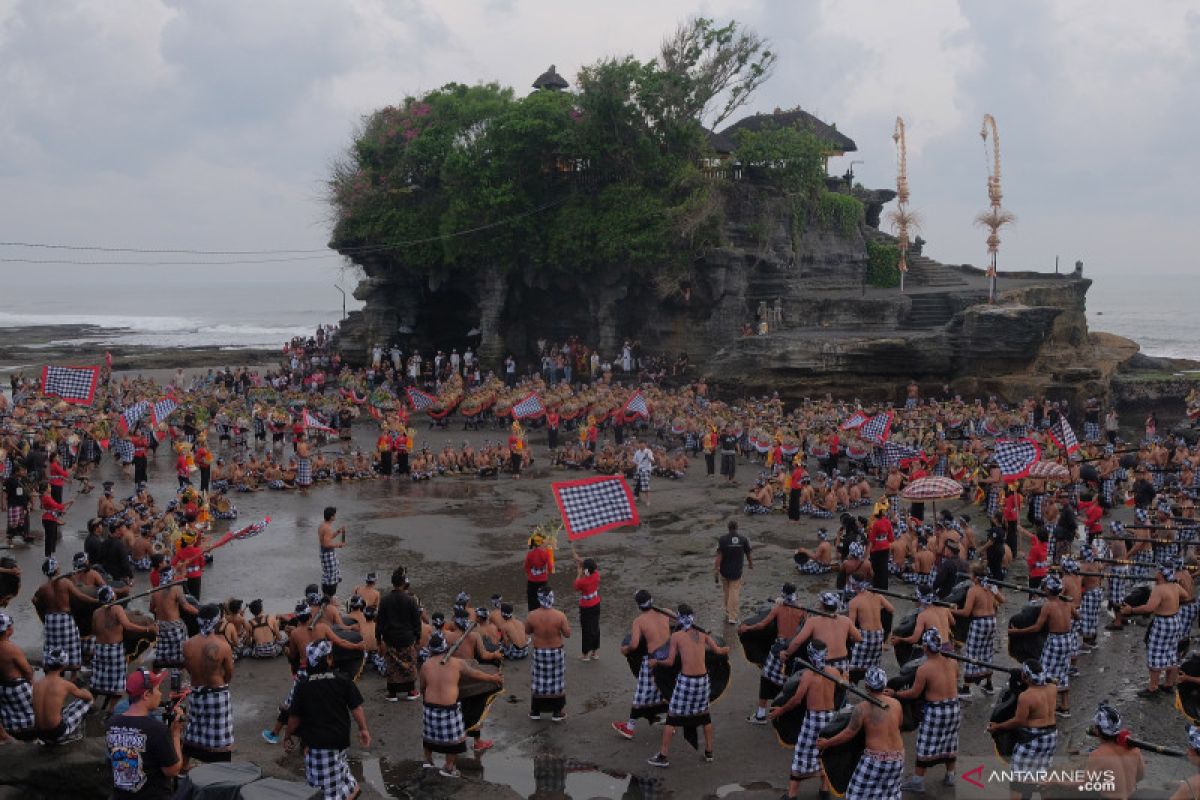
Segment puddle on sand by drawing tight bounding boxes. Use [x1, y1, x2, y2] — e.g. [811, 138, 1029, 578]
[360, 751, 670, 799]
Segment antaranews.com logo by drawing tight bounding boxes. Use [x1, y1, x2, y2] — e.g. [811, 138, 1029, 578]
[956, 759, 1117, 799]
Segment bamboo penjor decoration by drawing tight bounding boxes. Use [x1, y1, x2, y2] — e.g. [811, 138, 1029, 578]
[976, 114, 1015, 303]
[888, 117, 922, 293]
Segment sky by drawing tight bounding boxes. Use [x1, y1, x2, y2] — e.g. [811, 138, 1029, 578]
[0, 0, 1198, 286]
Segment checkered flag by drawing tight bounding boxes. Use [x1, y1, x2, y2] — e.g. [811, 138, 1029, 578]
[840, 411, 868, 431]
[151, 396, 178, 427]
[622, 390, 650, 420]
[993, 438, 1041, 479]
[880, 441, 924, 467]
[1047, 417, 1080, 456]
[302, 409, 335, 433]
[406, 387, 436, 412]
[859, 410, 894, 444]
[552, 476, 640, 540]
[41, 365, 100, 405]
[118, 400, 150, 435]
[511, 392, 546, 420]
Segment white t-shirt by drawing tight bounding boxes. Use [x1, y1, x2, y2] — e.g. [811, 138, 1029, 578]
[633, 447, 654, 471]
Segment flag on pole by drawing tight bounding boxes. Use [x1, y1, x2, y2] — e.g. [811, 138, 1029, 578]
[993, 438, 1041, 479]
[859, 410, 894, 444]
[840, 411, 868, 431]
[118, 400, 150, 435]
[622, 390, 650, 420]
[406, 387, 436, 412]
[151, 396, 178, 428]
[552, 476, 640, 541]
[511, 392, 546, 420]
[41, 365, 100, 405]
[880, 441, 925, 467]
[1047, 417, 1080, 456]
[302, 409, 335, 433]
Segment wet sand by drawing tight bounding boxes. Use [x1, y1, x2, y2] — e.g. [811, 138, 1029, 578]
[2, 420, 1195, 799]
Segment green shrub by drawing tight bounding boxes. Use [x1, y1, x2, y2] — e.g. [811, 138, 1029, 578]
[866, 241, 901, 287]
[817, 192, 863, 238]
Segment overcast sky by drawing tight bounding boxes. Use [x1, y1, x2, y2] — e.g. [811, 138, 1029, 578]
[1, 0, 1196, 285]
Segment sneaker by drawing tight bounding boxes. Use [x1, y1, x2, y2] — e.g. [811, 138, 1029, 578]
[942, 774, 956, 787]
[385, 694, 399, 703]
[529, 713, 542, 720]
[421, 762, 436, 769]
[612, 721, 635, 740]
[647, 753, 670, 768]
[748, 713, 769, 725]
[405, 690, 421, 701]
[439, 768, 461, 779]
[1055, 709, 1072, 718]
[981, 684, 996, 696]
[551, 713, 567, 722]
[704, 750, 714, 763]
[900, 776, 925, 794]
[261, 729, 279, 744]
[473, 738, 494, 753]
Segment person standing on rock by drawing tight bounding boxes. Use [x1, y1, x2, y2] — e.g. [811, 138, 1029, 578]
[718, 427, 739, 485]
[419, 632, 502, 779]
[181, 604, 235, 765]
[771, 641, 840, 800]
[739, 583, 805, 723]
[817, 666, 905, 800]
[889, 628, 961, 792]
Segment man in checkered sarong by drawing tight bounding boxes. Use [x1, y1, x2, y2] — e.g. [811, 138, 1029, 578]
[32, 557, 98, 676]
[613, 590, 670, 741]
[950, 565, 1001, 696]
[770, 641, 839, 798]
[1010, 574, 1076, 715]
[527, 588, 571, 721]
[0, 612, 36, 740]
[1075, 546, 1105, 647]
[738, 583, 806, 723]
[32, 647, 93, 744]
[317, 507, 346, 597]
[891, 629, 961, 792]
[182, 605, 235, 763]
[150, 567, 197, 674]
[418, 631, 503, 778]
[815, 666, 905, 800]
[847, 579, 891, 683]
[1121, 564, 1188, 696]
[90, 585, 156, 711]
[646, 604, 729, 768]
[286, 640, 371, 800]
[987, 660, 1059, 796]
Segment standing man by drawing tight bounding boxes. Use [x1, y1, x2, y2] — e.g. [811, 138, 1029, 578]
[149, 567, 197, 676]
[1009, 575, 1076, 716]
[31, 557, 98, 678]
[1121, 564, 1188, 697]
[771, 641, 841, 800]
[523, 533, 553, 612]
[286, 640, 370, 800]
[816, 666, 905, 800]
[702, 426, 717, 479]
[632, 441, 654, 504]
[375, 567, 423, 702]
[847, 579, 893, 684]
[318, 507, 346, 599]
[3, 463, 32, 546]
[182, 605, 235, 764]
[613, 590, 670, 741]
[889, 629, 961, 792]
[526, 587, 571, 722]
[718, 427, 739, 485]
[419, 632, 503, 778]
[868, 510, 894, 590]
[91, 585, 156, 712]
[951, 565, 1003, 697]
[986, 661, 1059, 800]
[715, 521, 752, 625]
[738, 583, 805, 723]
[104, 668, 183, 798]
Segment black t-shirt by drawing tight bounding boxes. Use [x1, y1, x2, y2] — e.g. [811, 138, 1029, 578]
[291, 670, 364, 750]
[718, 435, 738, 454]
[3, 476, 28, 507]
[716, 532, 751, 580]
[376, 589, 422, 648]
[101, 536, 134, 582]
[105, 713, 178, 799]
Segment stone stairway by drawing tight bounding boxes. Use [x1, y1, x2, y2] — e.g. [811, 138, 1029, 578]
[903, 254, 968, 287]
[903, 293, 957, 329]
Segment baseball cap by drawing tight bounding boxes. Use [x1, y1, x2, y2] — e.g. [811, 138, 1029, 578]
[126, 667, 168, 699]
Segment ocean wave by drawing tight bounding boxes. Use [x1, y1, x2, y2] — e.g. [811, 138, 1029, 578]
[0, 311, 200, 332]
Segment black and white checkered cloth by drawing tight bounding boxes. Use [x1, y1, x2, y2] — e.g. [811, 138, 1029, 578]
[511, 392, 546, 420]
[501, 642, 529, 660]
[1147, 613, 1180, 669]
[790, 708, 833, 779]
[406, 387, 435, 412]
[152, 397, 178, 426]
[762, 639, 790, 685]
[43, 612, 82, 668]
[6, 505, 26, 532]
[552, 477, 637, 539]
[632, 656, 665, 709]
[1084, 421, 1101, 442]
[850, 629, 885, 671]
[184, 685, 234, 750]
[634, 468, 650, 494]
[155, 619, 187, 667]
[119, 401, 149, 434]
[879, 442, 922, 468]
[320, 547, 341, 587]
[843, 749, 904, 800]
[1079, 588, 1103, 639]
[252, 641, 281, 659]
[624, 391, 650, 419]
[1107, 567, 1129, 608]
[421, 702, 466, 752]
[1041, 631, 1073, 689]
[1179, 600, 1199, 643]
[90, 642, 127, 696]
[115, 438, 134, 464]
[667, 673, 710, 720]
[859, 411, 893, 444]
[43, 697, 90, 743]
[297, 457, 312, 487]
[1049, 417, 1079, 455]
[531, 647, 565, 697]
[0, 679, 34, 733]
[993, 438, 1040, 479]
[915, 698, 961, 766]
[304, 747, 357, 800]
[41, 365, 99, 405]
[1010, 727, 1058, 774]
[963, 617, 997, 678]
[798, 559, 832, 575]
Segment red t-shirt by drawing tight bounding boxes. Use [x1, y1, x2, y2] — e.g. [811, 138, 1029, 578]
[1002, 493, 1021, 523]
[173, 545, 204, 579]
[40, 493, 66, 523]
[868, 518, 894, 552]
[790, 467, 806, 488]
[176, 455, 190, 478]
[829, 434, 840, 456]
[48, 462, 70, 487]
[574, 572, 601, 607]
[524, 547, 550, 583]
[1027, 539, 1049, 578]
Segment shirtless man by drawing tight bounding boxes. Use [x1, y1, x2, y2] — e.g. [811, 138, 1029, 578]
[182, 604, 235, 763]
[1121, 565, 1189, 695]
[838, 541, 873, 590]
[1087, 703, 1145, 800]
[794, 528, 836, 575]
[739, 583, 807, 722]
[0, 612, 35, 742]
[952, 564, 1003, 696]
[848, 580, 894, 683]
[892, 589, 954, 651]
[1076, 545, 1106, 649]
[91, 585, 155, 711]
[771, 640, 842, 799]
[884, 466, 905, 519]
[418, 632, 503, 778]
[817, 666, 905, 800]
[910, 537, 936, 590]
[646, 603, 729, 767]
[318, 507, 346, 599]
[889, 629, 961, 791]
[246, 599, 282, 659]
[1010, 575, 1076, 715]
[472, 607, 502, 651]
[613, 589, 671, 740]
[783, 591, 861, 672]
[149, 566, 197, 674]
[443, 609, 502, 666]
[495, 603, 529, 660]
[987, 660, 1059, 800]
[31, 556, 99, 677]
[32, 647, 93, 744]
[526, 587, 571, 721]
[351, 573, 381, 612]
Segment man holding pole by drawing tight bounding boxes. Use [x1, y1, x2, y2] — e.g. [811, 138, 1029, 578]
[770, 640, 840, 800]
[889, 628, 961, 791]
[91, 584, 156, 712]
[418, 631, 502, 778]
[817, 666, 905, 800]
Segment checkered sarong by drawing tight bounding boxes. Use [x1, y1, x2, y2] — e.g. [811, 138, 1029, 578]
[845, 749, 904, 800]
[42, 697, 90, 743]
[1131, 550, 1155, 581]
[531, 647, 565, 697]
[850, 629, 884, 671]
[115, 438, 134, 464]
[184, 685, 234, 750]
[916, 698, 960, 766]
[421, 702, 466, 752]
[667, 673, 710, 720]
[798, 560, 832, 575]
[304, 747, 357, 800]
[155, 619, 187, 667]
[90, 642, 127, 695]
[1147, 614, 1180, 669]
[1079, 588, 1103, 639]
[762, 638, 789, 684]
[963, 617, 997, 678]
[790, 708, 833, 779]
[252, 641, 281, 659]
[632, 656, 665, 709]
[1107, 567, 1129, 609]
[985, 488, 1000, 518]
[1179, 601, 1199, 645]
[6, 504, 26, 532]
[501, 643, 529, 660]
[1085, 422, 1100, 442]
[1010, 727, 1058, 774]
[634, 468, 650, 494]
[320, 547, 341, 587]
[43, 612, 82, 668]
[1041, 632, 1073, 689]
[297, 458, 312, 487]
[0, 679, 33, 732]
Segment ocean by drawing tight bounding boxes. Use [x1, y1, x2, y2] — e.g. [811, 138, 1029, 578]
[1085, 271, 1200, 362]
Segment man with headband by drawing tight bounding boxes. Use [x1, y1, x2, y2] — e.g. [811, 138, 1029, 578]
[951, 564, 1003, 698]
[181, 604, 235, 764]
[889, 628, 961, 792]
[1121, 563, 1189, 697]
[1076, 546, 1105, 651]
[91, 583, 155, 712]
[1009, 574, 1075, 716]
[31, 556, 98, 678]
[770, 640, 840, 799]
[351, 572, 381, 613]
[847, 578, 893, 684]
[496, 602, 530, 661]
[286, 639, 370, 799]
[614, 590, 671, 741]
[376, 567, 422, 701]
[317, 507, 346, 600]
[891, 588, 953, 657]
[527, 586, 571, 721]
[987, 659, 1059, 799]
[31, 647, 93, 745]
[0, 612, 35, 742]
[647, 603, 729, 767]
[418, 631, 503, 778]
[817, 665, 905, 800]
[1085, 702, 1144, 799]
[793, 528, 835, 575]
[738, 583, 806, 723]
[782, 591, 860, 674]
[149, 566, 196, 677]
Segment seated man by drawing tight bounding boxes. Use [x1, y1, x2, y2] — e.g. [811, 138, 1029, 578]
[32, 648, 93, 745]
[0, 612, 36, 742]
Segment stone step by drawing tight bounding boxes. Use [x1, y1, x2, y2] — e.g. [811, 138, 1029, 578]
[902, 293, 957, 329]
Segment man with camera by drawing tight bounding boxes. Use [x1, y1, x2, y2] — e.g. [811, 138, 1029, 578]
[105, 668, 183, 799]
